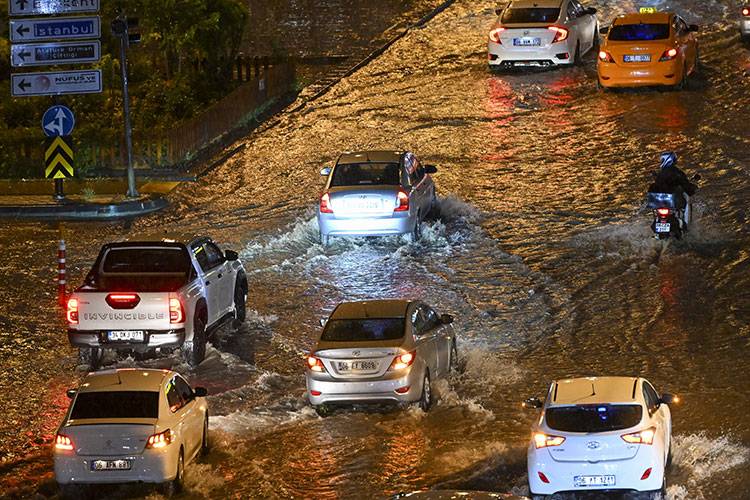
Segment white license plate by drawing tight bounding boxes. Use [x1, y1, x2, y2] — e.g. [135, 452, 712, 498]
[655, 222, 671, 233]
[574, 475, 615, 487]
[513, 37, 541, 46]
[91, 459, 132, 471]
[346, 200, 380, 211]
[107, 330, 145, 342]
[624, 54, 651, 62]
[337, 360, 378, 372]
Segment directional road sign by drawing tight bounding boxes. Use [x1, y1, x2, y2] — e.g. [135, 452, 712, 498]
[10, 16, 100, 43]
[42, 105, 75, 137]
[11, 40, 100, 67]
[11, 69, 102, 97]
[9, 0, 100, 16]
[45, 135, 74, 179]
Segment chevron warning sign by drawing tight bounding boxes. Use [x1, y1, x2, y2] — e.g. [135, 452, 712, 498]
[45, 136, 75, 179]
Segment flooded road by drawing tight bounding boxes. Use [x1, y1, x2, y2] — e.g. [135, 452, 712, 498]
[1, 0, 750, 498]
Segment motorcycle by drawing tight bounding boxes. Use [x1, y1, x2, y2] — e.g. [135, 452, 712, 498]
[646, 174, 700, 240]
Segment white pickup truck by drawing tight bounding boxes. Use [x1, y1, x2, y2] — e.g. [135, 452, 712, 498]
[67, 236, 248, 369]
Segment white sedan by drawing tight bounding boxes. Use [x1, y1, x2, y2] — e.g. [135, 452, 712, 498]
[54, 368, 209, 497]
[488, 0, 598, 69]
[525, 376, 677, 499]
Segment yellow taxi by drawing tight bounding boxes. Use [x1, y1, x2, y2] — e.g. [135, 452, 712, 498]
[597, 9, 699, 90]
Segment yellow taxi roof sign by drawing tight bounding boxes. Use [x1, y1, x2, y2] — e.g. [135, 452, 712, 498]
[639, 7, 657, 14]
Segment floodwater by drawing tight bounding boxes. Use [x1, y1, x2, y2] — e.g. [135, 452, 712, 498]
[1, 0, 750, 498]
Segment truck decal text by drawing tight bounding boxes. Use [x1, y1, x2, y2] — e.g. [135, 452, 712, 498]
[82, 312, 166, 321]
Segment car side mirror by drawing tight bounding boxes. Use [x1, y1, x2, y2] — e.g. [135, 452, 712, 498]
[424, 165, 438, 174]
[660, 393, 679, 406]
[319, 317, 328, 328]
[66, 389, 77, 399]
[224, 249, 239, 261]
[440, 314, 454, 324]
[599, 26, 609, 35]
[586, 7, 597, 15]
[523, 397, 543, 409]
[320, 167, 332, 176]
[193, 387, 208, 398]
[689, 24, 699, 32]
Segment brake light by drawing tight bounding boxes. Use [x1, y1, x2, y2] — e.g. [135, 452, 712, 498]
[395, 386, 411, 394]
[147, 429, 172, 449]
[489, 27, 505, 43]
[598, 50, 614, 63]
[534, 432, 566, 449]
[319, 192, 333, 214]
[622, 427, 656, 445]
[66, 297, 79, 324]
[105, 293, 140, 309]
[55, 434, 74, 451]
[394, 190, 409, 212]
[743, 7, 750, 16]
[169, 298, 184, 324]
[659, 48, 678, 61]
[657, 208, 671, 217]
[538, 471, 550, 484]
[306, 355, 326, 373]
[310, 390, 322, 396]
[641, 467, 653, 480]
[548, 26, 569, 43]
[389, 351, 416, 371]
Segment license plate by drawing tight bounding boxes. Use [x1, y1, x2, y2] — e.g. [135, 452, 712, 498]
[574, 475, 615, 487]
[513, 37, 541, 46]
[107, 331, 145, 342]
[655, 222, 671, 233]
[623, 54, 651, 63]
[337, 360, 378, 372]
[91, 459, 132, 471]
[346, 200, 380, 211]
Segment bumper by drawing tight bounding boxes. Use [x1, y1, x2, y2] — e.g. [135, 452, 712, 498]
[68, 329, 185, 351]
[597, 61, 681, 87]
[742, 20, 750, 36]
[54, 447, 179, 485]
[528, 447, 664, 495]
[488, 41, 572, 68]
[318, 212, 415, 238]
[306, 366, 425, 406]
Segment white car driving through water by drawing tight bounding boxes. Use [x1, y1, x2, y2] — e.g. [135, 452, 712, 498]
[525, 376, 677, 499]
[317, 151, 437, 246]
[488, 0, 599, 69]
[54, 368, 209, 498]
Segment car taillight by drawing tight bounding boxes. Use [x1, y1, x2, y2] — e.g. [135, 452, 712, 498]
[534, 432, 566, 449]
[306, 355, 326, 373]
[641, 467, 653, 480]
[538, 471, 550, 484]
[656, 208, 671, 217]
[659, 48, 678, 61]
[394, 190, 409, 212]
[170, 298, 184, 324]
[319, 192, 333, 214]
[622, 427, 656, 445]
[105, 293, 140, 309]
[548, 26, 569, 43]
[146, 429, 172, 449]
[743, 7, 750, 16]
[66, 297, 79, 324]
[388, 351, 416, 371]
[489, 27, 505, 43]
[598, 50, 614, 63]
[55, 434, 74, 451]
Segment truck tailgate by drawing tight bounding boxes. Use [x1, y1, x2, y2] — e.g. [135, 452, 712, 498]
[76, 292, 173, 331]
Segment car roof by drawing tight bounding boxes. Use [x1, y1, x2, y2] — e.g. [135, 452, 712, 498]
[338, 150, 404, 165]
[79, 368, 172, 393]
[507, 0, 564, 9]
[614, 12, 672, 25]
[330, 299, 412, 319]
[548, 376, 641, 406]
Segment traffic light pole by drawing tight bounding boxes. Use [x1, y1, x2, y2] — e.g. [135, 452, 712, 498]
[115, 14, 138, 199]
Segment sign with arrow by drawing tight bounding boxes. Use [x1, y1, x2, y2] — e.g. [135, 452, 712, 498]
[44, 135, 75, 179]
[11, 69, 102, 97]
[10, 16, 100, 43]
[9, 0, 100, 16]
[42, 105, 75, 137]
[11, 40, 100, 67]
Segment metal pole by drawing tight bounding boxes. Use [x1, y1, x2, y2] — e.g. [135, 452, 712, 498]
[54, 178, 65, 201]
[119, 18, 138, 199]
[58, 238, 67, 308]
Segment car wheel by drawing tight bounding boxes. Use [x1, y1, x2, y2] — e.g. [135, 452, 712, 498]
[449, 340, 459, 373]
[233, 276, 247, 326]
[201, 413, 210, 456]
[161, 449, 184, 497]
[405, 217, 422, 243]
[183, 315, 207, 367]
[320, 233, 330, 247]
[674, 65, 687, 90]
[419, 370, 432, 411]
[574, 41, 581, 65]
[78, 347, 102, 371]
[592, 27, 600, 51]
[314, 404, 331, 417]
[666, 444, 673, 468]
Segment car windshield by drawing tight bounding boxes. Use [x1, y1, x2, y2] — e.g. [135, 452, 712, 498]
[94, 247, 191, 292]
[70, 391, 160, 419]
[501, 7, 560, 24]
[546, 404, 643, 432]
[608, 23, 670, 41]
[321, 318, 405, 342]
[330, 163, 401, 187]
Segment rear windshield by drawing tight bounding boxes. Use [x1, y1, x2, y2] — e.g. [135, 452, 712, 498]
[608, 23, 670, 41]
[71, 391, 160, 419]
[91, 247, 191, 292]
[501, 8, 560, 24]
[321, 318, 405, 342]
[330, 163, 401, 187]
[546, 404, 643, 433]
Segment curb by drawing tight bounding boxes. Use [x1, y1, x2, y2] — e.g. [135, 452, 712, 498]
[0, 196, 169, 221]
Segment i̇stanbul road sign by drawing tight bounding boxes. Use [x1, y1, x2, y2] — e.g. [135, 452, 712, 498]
[8, 0, 100, 16]
[11, 69, 102, 97]
[11, 40, 100, 67]
[9, 16, 100, 42]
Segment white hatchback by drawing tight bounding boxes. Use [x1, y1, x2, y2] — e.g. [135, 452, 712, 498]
[488, 0, 598, 69]
[54, 368, 209, 497]
[525, 376, 677, 499]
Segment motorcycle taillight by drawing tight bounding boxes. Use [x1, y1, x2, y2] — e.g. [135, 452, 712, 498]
[656, 208, 671, 217]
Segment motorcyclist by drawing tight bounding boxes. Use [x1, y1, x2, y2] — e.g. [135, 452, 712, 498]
[649, 151, 697, 208]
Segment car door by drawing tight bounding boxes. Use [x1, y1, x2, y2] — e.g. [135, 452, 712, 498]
[643, 381, 670, 463]
[192, 241, 224, 326]
[407, 154, 429, 219]
[202, 241, 233, 319]
[564, 0, 582, 50]
[423, 305, 450, 376]
[572, 0, 595, 51]
[175, 375, 203, 460]
[411, 304, 439, 376]
[165, 377, 193, 457]
[676, 16, 697, 72]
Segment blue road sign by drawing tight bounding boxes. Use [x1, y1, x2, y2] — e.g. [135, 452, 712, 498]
[42, 105, 75, 137]
[10, 17, 101, 43]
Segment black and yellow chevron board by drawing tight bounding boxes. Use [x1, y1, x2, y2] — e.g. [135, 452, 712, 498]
[44, 136, 74, 179]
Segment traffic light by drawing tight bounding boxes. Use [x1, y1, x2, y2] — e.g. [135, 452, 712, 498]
[111, 17, 140, 45]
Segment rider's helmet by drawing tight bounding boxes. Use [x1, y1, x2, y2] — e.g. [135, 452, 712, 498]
[659, 151, 677, 169]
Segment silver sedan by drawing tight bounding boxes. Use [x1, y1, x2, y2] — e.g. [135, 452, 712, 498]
[305, 299, 457, 415]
